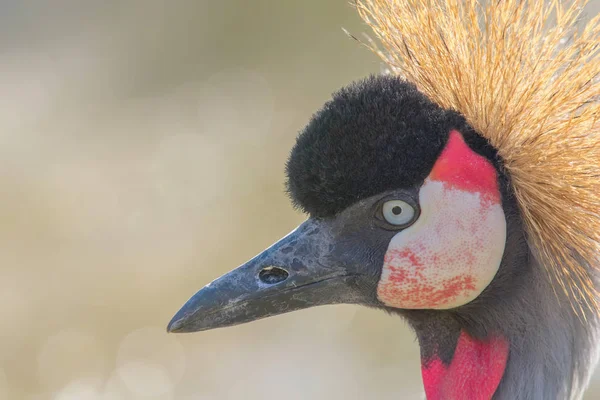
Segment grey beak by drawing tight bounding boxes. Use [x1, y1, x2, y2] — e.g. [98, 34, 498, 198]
[167, 218, 362, 333]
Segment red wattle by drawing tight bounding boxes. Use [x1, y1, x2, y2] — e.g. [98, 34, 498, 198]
[421, 331, 509, 400]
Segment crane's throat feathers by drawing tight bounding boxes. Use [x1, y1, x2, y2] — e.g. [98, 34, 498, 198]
[421, 330, 509, 400]
[377, 131, 507, 309]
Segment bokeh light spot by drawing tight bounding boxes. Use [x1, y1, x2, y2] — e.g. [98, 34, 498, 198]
[116, 361, 172, 397]
[116, 326, 185, 396]
[54, 378, 102, 400]
[37, 330, 105, 391]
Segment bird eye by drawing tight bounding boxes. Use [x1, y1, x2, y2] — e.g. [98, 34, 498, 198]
[382, 200, 415, 226]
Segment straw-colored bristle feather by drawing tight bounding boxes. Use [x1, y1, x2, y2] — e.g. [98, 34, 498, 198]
[356, 0, 600, 315]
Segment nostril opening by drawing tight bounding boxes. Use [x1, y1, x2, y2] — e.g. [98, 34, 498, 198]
[258, 266, 289, 285]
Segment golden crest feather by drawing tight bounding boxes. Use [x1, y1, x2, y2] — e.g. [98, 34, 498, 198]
[356, 0, 600, 314]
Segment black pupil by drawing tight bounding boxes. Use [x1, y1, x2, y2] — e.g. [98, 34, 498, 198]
[392, 206, 402, 215]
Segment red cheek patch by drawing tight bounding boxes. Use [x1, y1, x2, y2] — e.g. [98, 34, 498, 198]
[429, 130, 500, 205]
[379, 249, 478, 308]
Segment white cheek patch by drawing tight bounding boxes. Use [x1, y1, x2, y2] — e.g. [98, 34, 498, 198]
[377, 181, 506, 309]
[376, 131, 507, 309]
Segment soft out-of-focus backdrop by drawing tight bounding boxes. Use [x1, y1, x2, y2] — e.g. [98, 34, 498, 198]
[2, 1, 600, 399]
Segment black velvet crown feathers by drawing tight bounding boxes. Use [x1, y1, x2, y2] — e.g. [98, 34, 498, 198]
[285, 75, 494, 218]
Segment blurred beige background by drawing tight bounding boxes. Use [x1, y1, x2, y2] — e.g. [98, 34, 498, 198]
[2, 1, 600, 399]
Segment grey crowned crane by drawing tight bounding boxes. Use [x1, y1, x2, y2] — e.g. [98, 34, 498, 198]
[167, 0, 600, 398]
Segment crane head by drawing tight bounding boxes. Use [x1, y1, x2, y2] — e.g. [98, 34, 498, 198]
[167, 76, 510, 332]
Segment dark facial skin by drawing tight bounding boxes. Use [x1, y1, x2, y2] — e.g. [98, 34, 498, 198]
[167, 188, 420, 333]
